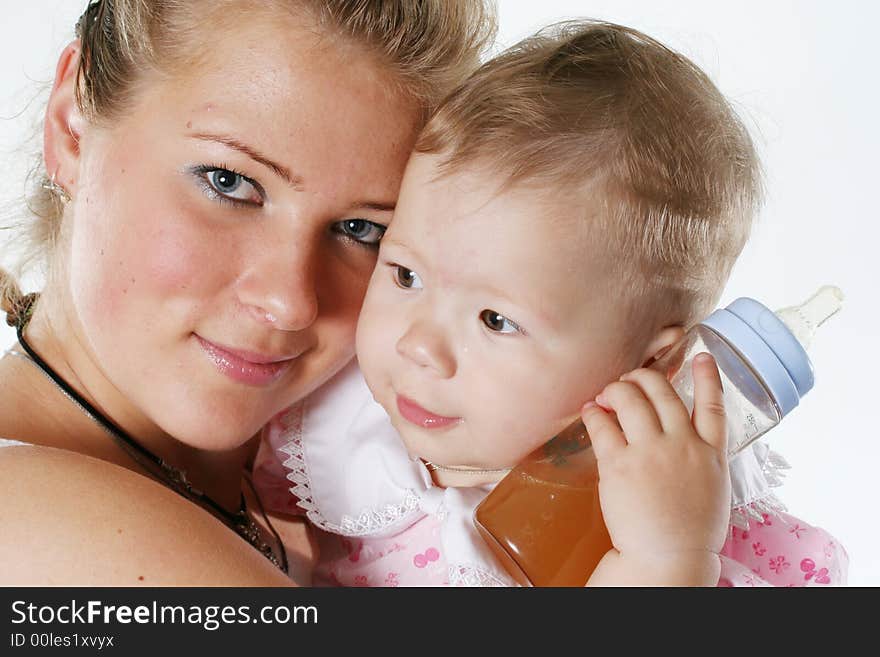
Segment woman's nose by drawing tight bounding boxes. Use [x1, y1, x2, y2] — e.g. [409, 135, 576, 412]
[395, 319, 456, 378]
[237, 243, 319, 332]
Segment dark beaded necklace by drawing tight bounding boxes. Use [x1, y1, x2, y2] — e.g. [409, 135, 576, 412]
[10, 293, 288, 574]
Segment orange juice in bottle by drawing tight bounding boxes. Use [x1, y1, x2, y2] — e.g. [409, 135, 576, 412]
[474, 419, 611, 587]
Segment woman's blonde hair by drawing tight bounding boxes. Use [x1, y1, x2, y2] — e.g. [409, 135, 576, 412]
[1, 0, 496, 325]
[417, 20, 762, 334]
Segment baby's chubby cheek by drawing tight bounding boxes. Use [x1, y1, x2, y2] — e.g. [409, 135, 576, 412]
[354, 312, 390, 394]
[490, 381, 594, 457]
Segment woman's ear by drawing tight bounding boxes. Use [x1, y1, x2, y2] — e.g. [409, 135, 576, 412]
[43, 41, 86, 198]
[640, 325, 686, 368]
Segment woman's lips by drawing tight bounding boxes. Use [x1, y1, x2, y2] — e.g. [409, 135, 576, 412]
[396, 395, 461, 429]
[196, 335, 295, 386]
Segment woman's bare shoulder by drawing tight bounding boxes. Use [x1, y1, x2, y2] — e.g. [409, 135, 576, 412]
[0, 445, 293, 586]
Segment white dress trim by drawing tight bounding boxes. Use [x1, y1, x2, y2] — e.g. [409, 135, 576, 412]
[728, 441, 790, 529]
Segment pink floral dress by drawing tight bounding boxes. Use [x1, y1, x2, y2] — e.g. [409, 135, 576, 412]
[717, 512, 847, 586]
[253, 360, 848, 587]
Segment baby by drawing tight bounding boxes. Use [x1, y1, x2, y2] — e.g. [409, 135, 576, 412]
[255, 20, 848, 586]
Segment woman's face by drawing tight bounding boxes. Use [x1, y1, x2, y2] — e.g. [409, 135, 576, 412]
[59, 17, 419, 448]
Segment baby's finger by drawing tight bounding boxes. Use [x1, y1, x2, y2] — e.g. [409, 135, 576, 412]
[581, 401, 626, 461]
[691, 353, 728, 452]
[597, 380, 662, 445]
[619, 368, 692, 434]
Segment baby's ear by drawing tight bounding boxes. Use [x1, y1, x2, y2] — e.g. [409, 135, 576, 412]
[639, 325, 685, 368]
[43, 41, 86, 198]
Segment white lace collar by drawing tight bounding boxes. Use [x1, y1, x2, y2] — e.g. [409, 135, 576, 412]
[274, 359, 516, 586]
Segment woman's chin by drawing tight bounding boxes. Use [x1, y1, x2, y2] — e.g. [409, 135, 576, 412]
[155, 405, 266, 452]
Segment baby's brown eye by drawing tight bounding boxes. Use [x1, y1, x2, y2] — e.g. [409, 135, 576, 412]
[480, 309, 521, 334]
[394, 266, 422, 289]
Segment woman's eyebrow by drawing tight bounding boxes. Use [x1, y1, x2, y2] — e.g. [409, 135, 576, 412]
[190, 132, 304, 189]
[349, 201, 396, 212]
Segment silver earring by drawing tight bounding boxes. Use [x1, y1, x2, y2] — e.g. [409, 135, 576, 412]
[42, 172, 71, 204]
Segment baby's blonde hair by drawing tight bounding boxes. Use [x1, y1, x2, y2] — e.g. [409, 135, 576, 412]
[1, 0, 497, 324]
[417, 20, 762, 336]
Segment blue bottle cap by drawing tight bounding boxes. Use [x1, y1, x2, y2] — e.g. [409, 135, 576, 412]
[701, 297, 813, 417]
[726, 297, 815, 398]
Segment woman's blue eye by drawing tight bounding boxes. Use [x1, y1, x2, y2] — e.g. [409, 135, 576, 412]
[480, 309, 521, 334]
[199, 167, 262, 205]
[336, 219, 386, 246]
[394, 265, 423, 289]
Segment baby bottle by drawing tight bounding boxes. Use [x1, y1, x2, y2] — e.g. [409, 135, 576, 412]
[473, 286, 844, 587]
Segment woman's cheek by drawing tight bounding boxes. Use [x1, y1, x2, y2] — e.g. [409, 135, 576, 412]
[75, 206, 218, 326]
[141, 220, 219, 298]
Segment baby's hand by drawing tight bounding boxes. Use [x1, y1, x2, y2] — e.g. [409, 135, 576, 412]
[582, 353, 731, 585]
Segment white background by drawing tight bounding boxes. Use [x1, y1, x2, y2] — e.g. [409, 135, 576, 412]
[1, 1, 877, 585]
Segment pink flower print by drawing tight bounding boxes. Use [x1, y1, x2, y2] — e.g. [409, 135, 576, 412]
[730, 527, 749, 542]
[823, 542, 835, 560]
[814, 570, 831, 584]
[800, 558, 831, 584]
[788, 524, 805, 539]
[342, 539, 364, 563]
[760, 513, 773, 526]
[354, 575, 370, 587]
[718, 577, 734, 587]
[768, 555, 790, 574]
[388, 542, 406, 553]
[752, 542, 767, 557]
[413, 547, 441, 569]
[385, 573, 400, 587]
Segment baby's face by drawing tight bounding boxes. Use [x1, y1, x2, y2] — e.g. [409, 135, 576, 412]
[356, 154, 641, 474]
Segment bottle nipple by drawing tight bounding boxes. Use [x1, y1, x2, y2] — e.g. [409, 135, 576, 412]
[774, 285, 845, 351]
